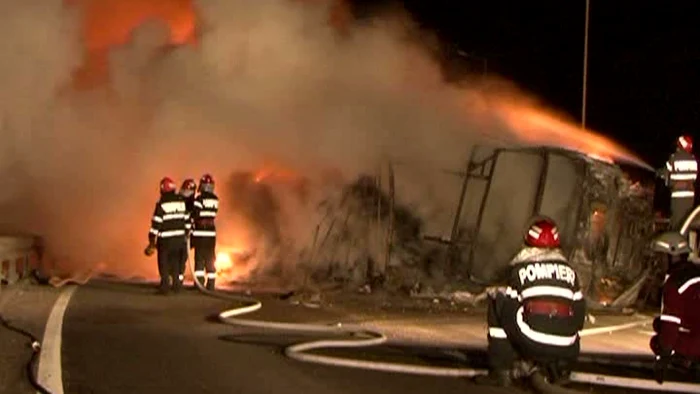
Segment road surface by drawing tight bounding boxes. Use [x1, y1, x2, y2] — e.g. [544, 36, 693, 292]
[0, 280, 685, 394]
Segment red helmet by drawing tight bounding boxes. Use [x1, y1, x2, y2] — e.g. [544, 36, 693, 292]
[181, 178, 196, 192]
[677, 135, 693, 152]
[199, 173, 215, 192]
[200, 173, 215, 185]
[525, 218, 560, 248]
[160, 177, 177, 193]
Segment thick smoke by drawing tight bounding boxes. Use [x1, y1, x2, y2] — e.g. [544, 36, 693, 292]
[0, 0, 641, 283]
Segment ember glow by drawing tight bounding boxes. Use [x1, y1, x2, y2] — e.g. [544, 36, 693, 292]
[214, 246, 256, 282]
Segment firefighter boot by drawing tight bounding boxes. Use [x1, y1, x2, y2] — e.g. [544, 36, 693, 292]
[206, 276, 216, 291]
[157, 277, 170, 295]
[172, 274, 184, 293]
[474, 370, 512, 387]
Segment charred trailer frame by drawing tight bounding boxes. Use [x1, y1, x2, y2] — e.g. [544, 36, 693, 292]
[438, 145, 656, 309]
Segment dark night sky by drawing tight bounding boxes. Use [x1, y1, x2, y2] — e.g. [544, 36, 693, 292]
[350, 0, 700, 168]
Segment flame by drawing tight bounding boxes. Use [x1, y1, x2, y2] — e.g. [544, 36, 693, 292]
[69, 0, 349, 88]
[214, 246, 252, 283]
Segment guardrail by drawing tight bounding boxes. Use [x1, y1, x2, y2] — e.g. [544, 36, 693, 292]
[0, 235, 40, 286]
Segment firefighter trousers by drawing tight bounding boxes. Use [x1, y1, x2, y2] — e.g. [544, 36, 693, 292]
[670, 196, 694, 230]
[192, 236, 216, 290]
[157, 239, 188, 293]
[486, 292, 579, 371]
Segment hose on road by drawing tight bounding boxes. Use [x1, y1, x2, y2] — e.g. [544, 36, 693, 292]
[187, 261, 588, 393]
[0, 314, 51, 394]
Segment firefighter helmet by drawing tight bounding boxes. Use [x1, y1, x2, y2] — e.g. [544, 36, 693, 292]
[677, 135, 693, 152]
[199, 173, 215, 193]
[524, 217, 560, 248]
[160, 177, 177, 194]
[180, 178, 196, 197]
[652, 231, 691, 256]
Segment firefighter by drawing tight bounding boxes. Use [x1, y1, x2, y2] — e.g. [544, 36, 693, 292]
[191, 173, 219, 290]
[649, 231, 700, 384]
[178, 178, 197, 285]
[477, 217, 587, 387]
[144, 177, 190, 294]
[659, 135, 698, 229]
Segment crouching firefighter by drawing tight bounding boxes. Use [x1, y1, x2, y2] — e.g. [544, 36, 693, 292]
[191, 173, 219, 290]
[650, 231, 700, 384]
[477, 217, 587, 387]
[144, 177, 190, 294]
[178, 178, 197, 284]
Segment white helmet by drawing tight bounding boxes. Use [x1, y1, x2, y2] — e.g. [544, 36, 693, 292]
[652, 232, 692, 256]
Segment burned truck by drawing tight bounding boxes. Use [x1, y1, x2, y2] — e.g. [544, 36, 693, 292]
[310, 145, 658, 309]
[220, 145, 660, 309]
[424, 145, 658, 309]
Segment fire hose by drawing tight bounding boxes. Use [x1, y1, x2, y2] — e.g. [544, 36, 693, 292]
[187, 261, 588, 393]
[0, 282, 52, 394]
[190, 259, 700, 393]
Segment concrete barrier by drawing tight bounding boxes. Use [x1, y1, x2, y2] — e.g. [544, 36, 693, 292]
[0, 235, 39, 285]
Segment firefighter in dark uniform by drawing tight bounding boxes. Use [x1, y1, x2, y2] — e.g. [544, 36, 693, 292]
[477, 217, 587, 387]
[649, 231, 700, 384]
[144, 177, 190, 294]
[178, 178, 197, 284]
[659, 135, 698, 229]
[191, 173, 219, 290]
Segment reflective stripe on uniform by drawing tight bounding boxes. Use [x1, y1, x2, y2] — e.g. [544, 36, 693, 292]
[149, 228, 159, 235]
[670, 173, 697, 180]
[671, 191, 695, 198]
[152, 216, 164, 223]
[488, 327, 507, 338]
[519, 286, 583, 301]
[178, 274, 184, 281]
[192, 230, 216, 237]
[678, 277, 700, 294]
[194, 270, 205, 277]
[163, 213, 187, 220]
[206, 273, 217, 279]
[660, 314, 682, 324]
[672, 160, 698, 172]
[160, 230, 186, 238]
[515, 306, 578, 346]
[199, 211, 217, 217]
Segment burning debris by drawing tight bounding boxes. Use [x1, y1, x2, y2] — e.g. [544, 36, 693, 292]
[208, 145, 658, 312]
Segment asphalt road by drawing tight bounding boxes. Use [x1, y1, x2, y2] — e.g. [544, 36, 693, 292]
[1, 280, 695, 394]
[60, 281, 515, 394]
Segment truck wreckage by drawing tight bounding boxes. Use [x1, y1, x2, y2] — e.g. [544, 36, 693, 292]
[222, 144, 661, 311]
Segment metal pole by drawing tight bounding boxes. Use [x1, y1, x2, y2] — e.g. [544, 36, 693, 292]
[582, 0, 590, 129]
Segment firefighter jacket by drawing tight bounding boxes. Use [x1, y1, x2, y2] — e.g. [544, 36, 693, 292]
[656, 261, 700, 359]
[505, 247, 587, 347]
[663, 149, 698, 199]
[192, 191, 219, 238]
[183, 195, 195, 234]
[148, 192, 191, 245]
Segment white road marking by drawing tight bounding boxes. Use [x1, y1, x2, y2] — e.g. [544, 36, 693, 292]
[37, 285, 78, 394]
[579, 320, 652, 337]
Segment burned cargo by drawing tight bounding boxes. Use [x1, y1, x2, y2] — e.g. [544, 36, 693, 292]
[217, 146, 658, 309]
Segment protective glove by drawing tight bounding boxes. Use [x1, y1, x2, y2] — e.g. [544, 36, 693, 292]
[144, 244, 156, 257]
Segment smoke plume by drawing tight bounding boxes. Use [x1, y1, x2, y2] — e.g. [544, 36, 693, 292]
[0, 0, 643, 282]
